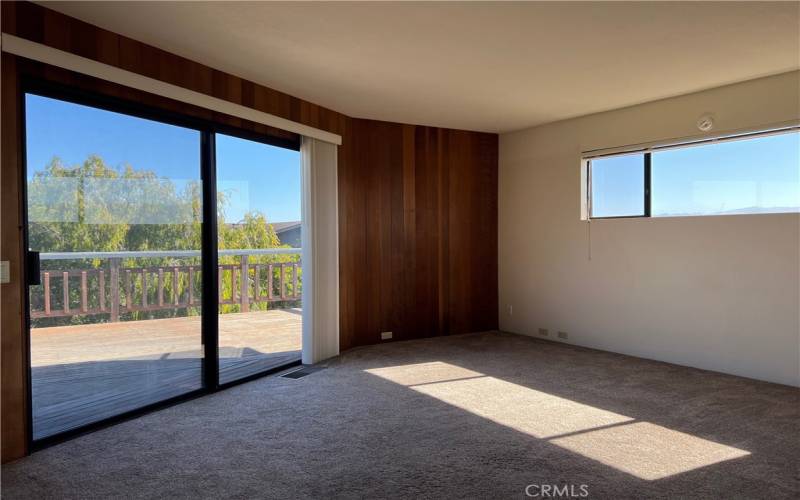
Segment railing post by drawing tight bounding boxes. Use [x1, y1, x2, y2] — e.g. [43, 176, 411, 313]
[240, 254, 249, 312]
[279, 263, 286, 300]
[142, 271, 148, 308]
[109, 258, 120, 322]
[43, 272, 51, 315]
[218, 267, 223, 304]
[157, 268, 165, 307]
[99, 270, 106, 312]
[188, 266, 194, 306]
[125, 270, 132, 311]
[80, 271, 88, 312]
[172, 267, 179, 306]
[292, 262, 298, 299]
[267, 263, 274, 300]
[62, 272, 70, 314]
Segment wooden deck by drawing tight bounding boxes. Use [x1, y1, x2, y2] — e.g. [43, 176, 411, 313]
[30, 309, 301, 439]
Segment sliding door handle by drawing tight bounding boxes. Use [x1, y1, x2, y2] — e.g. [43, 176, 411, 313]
[27, 250, 41, 286]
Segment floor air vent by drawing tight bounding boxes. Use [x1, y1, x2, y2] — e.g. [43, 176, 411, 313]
[281, 367, 322, 379]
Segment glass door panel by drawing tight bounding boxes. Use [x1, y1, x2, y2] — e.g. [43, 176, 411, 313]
[215, 133, 302, 384]
[25, 94, 204, 440]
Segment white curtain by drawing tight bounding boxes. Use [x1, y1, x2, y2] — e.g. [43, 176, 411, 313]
[300, 137, 340, 364]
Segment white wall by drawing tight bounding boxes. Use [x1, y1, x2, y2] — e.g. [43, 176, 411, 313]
[499, 71, 800, 387]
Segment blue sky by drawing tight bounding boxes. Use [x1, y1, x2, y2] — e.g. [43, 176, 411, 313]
[592, 132, 800, 217]
[216, 133, 301, 223]
[591, 154, 644, 216]
[652, 133, 799, 215]
[25, 94, 301, 224]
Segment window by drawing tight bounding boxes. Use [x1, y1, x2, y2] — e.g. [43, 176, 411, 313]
[587, 129, 800, 218]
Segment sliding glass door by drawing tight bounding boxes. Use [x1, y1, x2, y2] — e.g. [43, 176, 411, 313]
[25, 93, 205, 440]
[23, 88, 304, 443]
[215, 133, 303, 385]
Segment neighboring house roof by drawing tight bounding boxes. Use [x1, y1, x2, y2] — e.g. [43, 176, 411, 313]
[272, 221, 301, 233]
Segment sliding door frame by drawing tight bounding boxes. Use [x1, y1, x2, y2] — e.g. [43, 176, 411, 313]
[21, 78, 301, 451]
[201, 130, 220, 391]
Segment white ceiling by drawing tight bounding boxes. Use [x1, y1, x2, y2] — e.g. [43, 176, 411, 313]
[40, 1, 800, 133]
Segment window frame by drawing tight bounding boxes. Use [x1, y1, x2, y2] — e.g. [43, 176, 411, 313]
[22, 78, 302, 152]
[585, 127, 800, 220]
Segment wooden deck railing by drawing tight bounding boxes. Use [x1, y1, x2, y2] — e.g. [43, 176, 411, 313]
[30, 249, 301, 321]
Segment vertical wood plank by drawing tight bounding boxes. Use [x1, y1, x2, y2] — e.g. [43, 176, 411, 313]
[240, 255, 249, 312]
[279, 263, 286, 300]
[43, 272, 51, 315]
[172, 267, 179, 306]
[292, 263, 298, 299]
[62, 272, 70, 313]
[157, 268, 164, 306]
[80, 271, 88, 312]
[268, 264, 274, 300]
[142, 271, 148, 308]
[42, 7, 69, 52]
[437, 129, 449, 336]
[188, 267, 194, 305]
[218, 267, 223, 303]
[231, 267, 238, 305]
[98, 270, 105, 311]
[125, 269, 132, 310]
[110, 259, 120, 321]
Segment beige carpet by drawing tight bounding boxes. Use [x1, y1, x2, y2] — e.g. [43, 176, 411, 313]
[2, 331, 798, 499]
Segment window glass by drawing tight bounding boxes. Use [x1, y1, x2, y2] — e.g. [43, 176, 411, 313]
[215, 133, 302, 385]
[25, 93, 204, 440]
[651, 132, 800, 217]
[590, 154, 645, 217]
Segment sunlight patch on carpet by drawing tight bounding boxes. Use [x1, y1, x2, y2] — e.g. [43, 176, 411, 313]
[366, 361, 750, 480]
[550, 421, 750, 480]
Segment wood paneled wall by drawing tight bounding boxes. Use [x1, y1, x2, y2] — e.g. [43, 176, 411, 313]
[339, 120, 497, 349]
[1, 51, 29, 466]
[0, 1, 498, 462]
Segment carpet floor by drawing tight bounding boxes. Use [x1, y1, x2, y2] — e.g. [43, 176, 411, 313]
[2, 331, 798, 499]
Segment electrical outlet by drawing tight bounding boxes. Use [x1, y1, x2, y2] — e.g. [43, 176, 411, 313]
[558, 331, 569, 340]
[381, 331, 393, 340]
[508, 304, 513, 316]
[538, 328, 548, 336]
